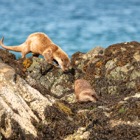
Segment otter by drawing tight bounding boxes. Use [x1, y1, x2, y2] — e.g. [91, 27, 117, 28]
[0, 32, 70, 71]
[74, 79, 98, 102]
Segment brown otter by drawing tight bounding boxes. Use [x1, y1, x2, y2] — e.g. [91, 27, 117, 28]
[74, 79, 98, 102]
[0, 32, 70, 71]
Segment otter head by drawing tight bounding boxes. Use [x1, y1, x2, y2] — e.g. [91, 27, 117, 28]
[54, 50, 71, 71]
[60, 57, 71, 71]
[74, 79, 99, 102]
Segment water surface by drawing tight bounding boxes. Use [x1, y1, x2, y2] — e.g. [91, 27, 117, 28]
[0, 0, 140, 57]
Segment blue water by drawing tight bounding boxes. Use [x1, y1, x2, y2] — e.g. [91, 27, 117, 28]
[0, 0, 140, 58]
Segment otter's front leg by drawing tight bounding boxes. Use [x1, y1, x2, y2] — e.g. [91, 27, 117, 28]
[43, 49, 53, 64]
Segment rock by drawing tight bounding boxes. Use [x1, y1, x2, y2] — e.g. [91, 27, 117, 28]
[65, 127, 90, 140]
[83, 41, 140, 96]
[0, 61, 54, 139]
[25, 57, 75, 102]
[0, 41, 140, 139]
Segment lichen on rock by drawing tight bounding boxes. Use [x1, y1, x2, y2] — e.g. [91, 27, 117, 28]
[0, 41, 140, 139]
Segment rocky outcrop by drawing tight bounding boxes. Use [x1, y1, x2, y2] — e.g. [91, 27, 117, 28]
[0, 41, 140, 140]
[0, 61, 55, 139]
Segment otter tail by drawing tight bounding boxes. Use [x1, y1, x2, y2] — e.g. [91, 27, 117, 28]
[0, 37, 23, 52]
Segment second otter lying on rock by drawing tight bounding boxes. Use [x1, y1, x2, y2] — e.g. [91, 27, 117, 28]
[74, 79, 99, 102]
[0, 32, 70, 71]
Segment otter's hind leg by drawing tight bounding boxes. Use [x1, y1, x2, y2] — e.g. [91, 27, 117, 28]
[21, 52, 27, 58]
[21, 45, 30, 58]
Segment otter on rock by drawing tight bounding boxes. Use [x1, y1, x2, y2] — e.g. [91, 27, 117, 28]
[0, 32, 70, 71]
[74, 79, 99, 102]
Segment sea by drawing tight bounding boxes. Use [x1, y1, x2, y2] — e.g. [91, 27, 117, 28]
[0, 0, 140, 58]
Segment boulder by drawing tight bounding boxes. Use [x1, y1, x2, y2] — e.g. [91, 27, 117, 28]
[0, 41, 140, 139]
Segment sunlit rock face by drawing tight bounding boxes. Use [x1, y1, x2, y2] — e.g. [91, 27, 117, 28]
[0, 41, 140, 140]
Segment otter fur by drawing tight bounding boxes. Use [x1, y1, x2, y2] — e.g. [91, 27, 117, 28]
[0, 32, 70, 71]
[74, 79, 98, 102]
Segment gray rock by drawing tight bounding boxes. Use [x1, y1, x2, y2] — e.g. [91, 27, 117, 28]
[0, 41, 140, 140]
[0, 62, 54, 139]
